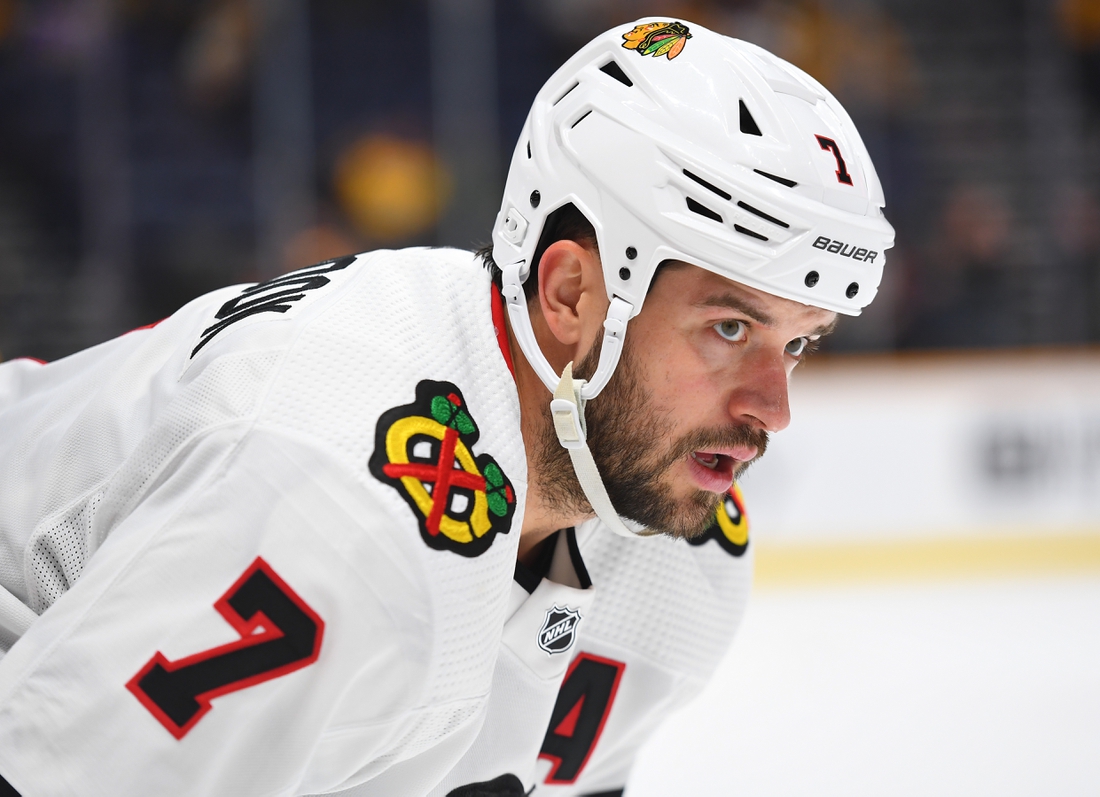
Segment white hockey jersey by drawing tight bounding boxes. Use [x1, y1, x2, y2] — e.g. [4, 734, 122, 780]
[419, 487, 753, 797]
[0, 249, 528, 795]
[0, 247, 754, 797]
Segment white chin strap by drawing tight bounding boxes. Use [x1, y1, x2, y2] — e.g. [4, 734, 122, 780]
[550, 363, 646, 538]
[501, 261, 644, 538]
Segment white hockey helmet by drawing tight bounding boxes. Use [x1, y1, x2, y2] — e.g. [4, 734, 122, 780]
[491, 19, 895, 537]
[492, 18, 895, 400]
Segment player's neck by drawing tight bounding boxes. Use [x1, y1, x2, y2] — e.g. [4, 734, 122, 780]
[506, 312, 594, 563]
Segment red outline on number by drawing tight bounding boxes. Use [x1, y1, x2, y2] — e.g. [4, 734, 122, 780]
[126, 557, 324, 740]
[539, 652, 626, 785]
[814, 134, 854, 186]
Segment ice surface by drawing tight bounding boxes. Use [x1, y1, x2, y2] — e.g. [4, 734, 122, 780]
[629, 574, 1100, 796]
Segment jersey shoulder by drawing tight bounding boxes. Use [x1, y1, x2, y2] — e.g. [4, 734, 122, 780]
[574, 483, 753, 681]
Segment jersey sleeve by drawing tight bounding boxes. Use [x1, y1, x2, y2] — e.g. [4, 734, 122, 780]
[0, 425, 482, 796]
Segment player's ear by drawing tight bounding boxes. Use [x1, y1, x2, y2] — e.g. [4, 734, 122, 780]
[536, 240, 608, 351]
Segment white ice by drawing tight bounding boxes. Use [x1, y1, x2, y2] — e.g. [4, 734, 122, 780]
[629, 574, 1100, 796]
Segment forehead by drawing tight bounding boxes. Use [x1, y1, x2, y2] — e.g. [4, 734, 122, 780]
[648, 261, 837, 332]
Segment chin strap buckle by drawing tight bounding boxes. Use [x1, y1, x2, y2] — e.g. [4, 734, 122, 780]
[550, 363, 586, 449]
[551, 362, 644, 538]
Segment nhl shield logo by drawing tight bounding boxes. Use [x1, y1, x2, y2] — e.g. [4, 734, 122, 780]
[538, 605, 582, 655]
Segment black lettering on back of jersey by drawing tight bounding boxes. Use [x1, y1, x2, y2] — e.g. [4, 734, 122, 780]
[539, 653, 626, 785]
[191, 255, 356, 358]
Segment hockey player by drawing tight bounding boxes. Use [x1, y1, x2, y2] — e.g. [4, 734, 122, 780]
[0, 19, 892, 797]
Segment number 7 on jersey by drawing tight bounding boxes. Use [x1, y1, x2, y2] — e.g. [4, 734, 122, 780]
[127, 558, 324, 739]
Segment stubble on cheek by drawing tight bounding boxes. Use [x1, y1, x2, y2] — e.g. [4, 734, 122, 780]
[581, 346, 724, 539]
[530, 333, 768, 540]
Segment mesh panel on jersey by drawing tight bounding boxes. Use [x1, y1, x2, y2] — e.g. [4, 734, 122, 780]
[26, 491, 103, 613]
[23, 349, 282, 613]
[263, 249, 524, 754]
[369, 701, 482, 774]
[578, 528, 753, 678]
[0, 344, 147, 604]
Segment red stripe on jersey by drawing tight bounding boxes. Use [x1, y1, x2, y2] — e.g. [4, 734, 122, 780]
[127, 318, 167, 334]
[490, 283, 516, 380]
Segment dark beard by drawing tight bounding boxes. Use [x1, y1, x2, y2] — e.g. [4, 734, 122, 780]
[534, 336, 769, 539]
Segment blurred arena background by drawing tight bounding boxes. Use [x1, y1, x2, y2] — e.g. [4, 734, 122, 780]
[0, 0, 1096, 793]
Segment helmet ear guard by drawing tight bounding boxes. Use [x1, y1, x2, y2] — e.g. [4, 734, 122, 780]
[493, 18, 895, 535]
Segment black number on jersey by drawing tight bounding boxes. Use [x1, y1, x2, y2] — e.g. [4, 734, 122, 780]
[127, 558, 324, 739]
[539, 653, 626, 785]
[0, 771, 20, 796]
[191, 255, 355, 358]
[814, 135, 854, 186]
[446, 773, 528, 796]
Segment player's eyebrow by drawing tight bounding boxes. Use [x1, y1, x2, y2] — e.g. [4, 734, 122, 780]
[694, 292, 838, 337]
[808, 317, 839, 337]
[694, 292, 777, 327]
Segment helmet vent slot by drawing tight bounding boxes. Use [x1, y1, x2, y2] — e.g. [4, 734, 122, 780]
[570, 110, 592, 129]
[734, 224, 768, 242]
[737, 201, 789, 229]
[739, 100, 763, 136]
[683, 169, 731, 200]
[754, 169, 797, 188]
[554, 81, 580, 105]
[599, 59, 633, 87]
[526, 141, 531, 159]
[686, 197, 723, 223]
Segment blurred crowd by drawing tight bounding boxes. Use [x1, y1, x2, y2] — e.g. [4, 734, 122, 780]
[0, 0, 1098, 361]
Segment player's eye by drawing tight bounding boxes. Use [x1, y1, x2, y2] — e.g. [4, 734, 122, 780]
[785, 336, 812, 357]
[785, 337, 808, 356]
[714, 320, 747, 342]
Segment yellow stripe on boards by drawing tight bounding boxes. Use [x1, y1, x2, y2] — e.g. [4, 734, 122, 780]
[752, 532, 1100, 587]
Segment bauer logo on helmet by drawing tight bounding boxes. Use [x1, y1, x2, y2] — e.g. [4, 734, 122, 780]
[812, 236, 879, 263]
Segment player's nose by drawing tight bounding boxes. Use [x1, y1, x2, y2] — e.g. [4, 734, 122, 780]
[726, 349, 791, 433]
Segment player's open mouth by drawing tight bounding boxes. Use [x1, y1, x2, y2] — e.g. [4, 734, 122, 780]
[686, 446, 757, 493]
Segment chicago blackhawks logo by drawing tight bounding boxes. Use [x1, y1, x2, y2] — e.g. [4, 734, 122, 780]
[370, 380, 515, 557]
[688, 483, 749, 557]
[621, 21, 692, 60]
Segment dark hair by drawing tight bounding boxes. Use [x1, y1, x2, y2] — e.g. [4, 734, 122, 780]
[477, 203, 599, 302]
